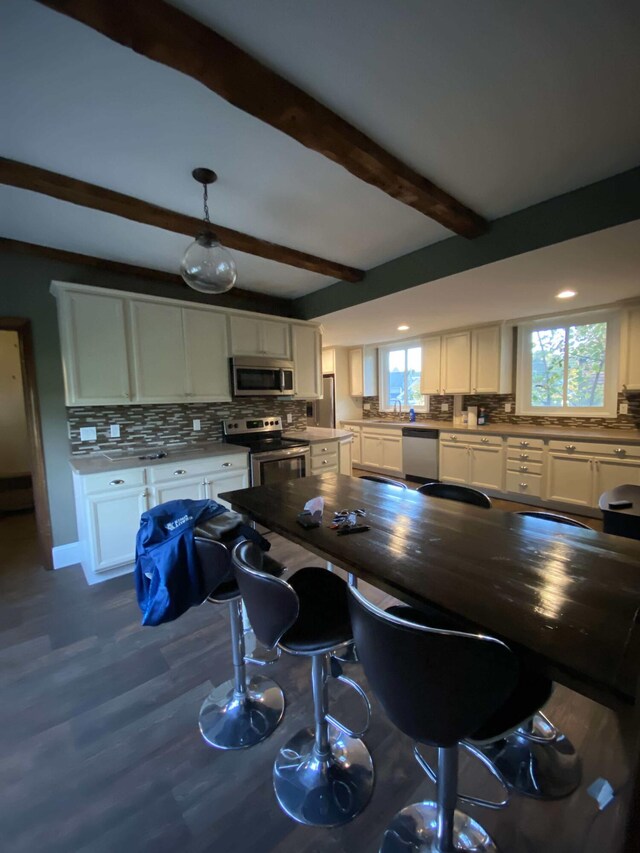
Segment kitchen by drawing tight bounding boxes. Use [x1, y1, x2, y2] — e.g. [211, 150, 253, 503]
[2, 2, 640, 852]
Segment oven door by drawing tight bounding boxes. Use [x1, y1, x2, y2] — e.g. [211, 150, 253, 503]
[252, 446, 310, 485]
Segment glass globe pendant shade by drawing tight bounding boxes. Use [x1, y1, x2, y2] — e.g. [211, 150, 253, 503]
[180, 231, 237, 294]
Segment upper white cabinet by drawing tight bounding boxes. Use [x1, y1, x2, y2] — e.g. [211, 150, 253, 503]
[420, 336, 442, 395]
[130, 301, 187, 402]
[229, 315, 290, 358]
[349, 346, 377, 397]
[471, 325, 513, 394]
[56, 289, 132, 405]
[182, 309, 230, 402]
[442, 332, 471, 394]
[292, 324, 322, 399]
[419, 324, 512, 396]
[624, 307, 640, 391]
[322, 348, 336, 375]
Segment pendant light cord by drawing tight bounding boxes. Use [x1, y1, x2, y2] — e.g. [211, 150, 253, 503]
[202, 183, 211, 225]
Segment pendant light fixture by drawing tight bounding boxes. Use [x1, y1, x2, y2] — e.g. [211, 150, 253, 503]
[180, 167, 237, 294]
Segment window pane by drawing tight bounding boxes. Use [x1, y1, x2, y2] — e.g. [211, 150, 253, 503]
[407, 347, 423, 407]
[387, 349, 406, 407]
[567, 323, 606, 407]
[531, 328, 565, 407]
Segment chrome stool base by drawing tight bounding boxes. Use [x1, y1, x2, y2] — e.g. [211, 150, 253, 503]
[273, 723, 374, 826]
[381, 802, 497, 852]
[199, 674, 285, 750]
[478, 714, 581, 800]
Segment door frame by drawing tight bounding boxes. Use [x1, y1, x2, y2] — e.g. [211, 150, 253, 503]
[1, 318, 53, 569]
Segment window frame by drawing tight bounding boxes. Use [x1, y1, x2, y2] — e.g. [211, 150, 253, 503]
[516, 309, 620, 417]
[377, 340, 426, 412]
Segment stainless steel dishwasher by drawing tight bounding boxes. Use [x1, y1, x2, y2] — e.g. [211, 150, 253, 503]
[402, 427, 439, 482]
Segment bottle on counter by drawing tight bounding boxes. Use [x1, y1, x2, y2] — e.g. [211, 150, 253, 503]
[477, 407, 487, 426]
[409, 408, 416, 422]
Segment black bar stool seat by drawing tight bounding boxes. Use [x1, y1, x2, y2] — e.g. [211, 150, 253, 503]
[278, 566, 353, 653]
[417, 481, 492, 508]
[359, 474, 408, 489]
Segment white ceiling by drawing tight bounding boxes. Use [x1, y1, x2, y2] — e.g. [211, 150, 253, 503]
[318, 220, 640, 346]
[1, 0, 639, 299]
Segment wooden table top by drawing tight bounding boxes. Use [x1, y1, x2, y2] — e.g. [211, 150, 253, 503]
[220, 473, 640, 710]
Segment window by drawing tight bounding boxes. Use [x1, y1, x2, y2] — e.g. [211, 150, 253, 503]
[517, 311, 620, 417]
[378, 342, 425, 411]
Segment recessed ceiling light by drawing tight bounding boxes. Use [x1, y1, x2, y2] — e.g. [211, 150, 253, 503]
[397, 324, 410, 331]
[556, 289, 577, 299]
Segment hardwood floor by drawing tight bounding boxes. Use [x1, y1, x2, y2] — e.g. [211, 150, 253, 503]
[0, 510, 634, 852]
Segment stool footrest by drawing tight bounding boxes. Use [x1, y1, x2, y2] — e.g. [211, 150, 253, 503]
[414, 743, 510, 811]
[325, 674, 371, 739]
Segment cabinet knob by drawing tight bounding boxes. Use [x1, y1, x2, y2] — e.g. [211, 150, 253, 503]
[473, 388, 477, 393]
[450, 435, 457, 440]
[520, 453, 529, 459]
[519, 465, 528, 472]
[565, 444, 576, 451]
[221, 462, 233, 468]
[322, 459, 329, 465]
[481, 437, 489, 443]
[520, 441, 529, 447]
[520, 482, 528, 488]
[109, 479, 125, 486]
[174, 469, 187, 476]
[614, 448, 626, 455]
[321, 447, 328, 452]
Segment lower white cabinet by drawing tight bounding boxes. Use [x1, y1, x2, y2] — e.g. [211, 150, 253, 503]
[73, 451, 249, 580]
[468, 445, 503, 491]
[339, 438, 353, 475]
[546, 453, 593, 507]
[547, 445, 640, 506]
[310, 440, 339, 474]
[439, 433, 503, 491]
[342, 425, 361, 464]
[358, 428, 403, 475]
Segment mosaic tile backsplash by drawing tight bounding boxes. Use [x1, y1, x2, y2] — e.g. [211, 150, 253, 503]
[68, 399, 308, 455]
[362, 392, 640, 430]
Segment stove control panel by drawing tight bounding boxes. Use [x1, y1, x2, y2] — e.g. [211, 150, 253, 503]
[223, 416, 282, 435]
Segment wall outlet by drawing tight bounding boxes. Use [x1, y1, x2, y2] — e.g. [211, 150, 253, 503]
[619, 402, 629, 415]
[363, 403, 371, 411]
[193, 419, 201, 431]
[286, 413, 293, 423]
[504, 402, 512, 413]
[441, 402, 449, 412]
[110, 424, 121, 438]
[80, 426, 97, 442]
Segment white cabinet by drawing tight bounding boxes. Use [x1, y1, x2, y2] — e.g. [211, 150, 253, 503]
[183, 309, 231, 401]
[56, 289, 132, 405]
[442, 332, 471, 394]
[546, 453, 593, 507]
[359, 427, 403, 475]
[208, 469, 250, 508]
[322, 348, 336, 375]
[593, 457, 640, 495]
[339, 438, 353, 475]
[420, 336, 443, 395]
[471, 325, 513, 395]
[310, 440, 340, 475]
[130, 301, 187, 402]
[349, 346, 377, 397]
[292, 324, 322, 399]
[343, 424, 361, 465]
[547, 440, 640, 506]
[86, 487, 149, 573]
[625, 307, 640, 391]
[439, 432, 503, 490]
[229, 315, 290, 358]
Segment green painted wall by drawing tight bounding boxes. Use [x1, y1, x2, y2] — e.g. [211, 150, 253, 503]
[0, 250, 292, 548]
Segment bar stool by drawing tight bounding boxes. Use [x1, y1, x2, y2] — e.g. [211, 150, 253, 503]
[515, 510, 590, 529]
[359, 474, 408, 489]
[348, 587, 552, 853]
[232, 540, 374, 827]
[418, 481, 492, 508]
[194, 537, 286, 750]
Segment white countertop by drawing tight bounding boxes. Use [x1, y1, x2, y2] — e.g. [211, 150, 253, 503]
[284, 427, 353, 443]
[69, 442, 248, 475]
[340, 419, 640, 444]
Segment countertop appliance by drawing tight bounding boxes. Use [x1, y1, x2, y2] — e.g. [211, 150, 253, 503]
[306, 374, 335, 428]
[402, 427, 439, 483]
[231, 357, 295, 397]
[223, 416, 310, 485]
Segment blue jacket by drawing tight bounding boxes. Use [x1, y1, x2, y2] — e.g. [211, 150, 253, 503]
[135, 498, 228, 627]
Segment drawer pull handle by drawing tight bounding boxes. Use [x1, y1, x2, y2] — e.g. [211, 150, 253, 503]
[450, 435, 457, 440]
[520, 482, 528, 488]
[322, 459, 329, 465]
[520, 441, 529, 447]
[321, 446, 328, 451]
[519, 465, 528, 472]
[221, 462, 233, 468]
[520, 453, 529, 459]
[565, 444, 576, 451]
[480, 437, 489, 443]
[174, 469, 187, 476]
[109, 479, 125, 486]
[614, 448, 626, 455]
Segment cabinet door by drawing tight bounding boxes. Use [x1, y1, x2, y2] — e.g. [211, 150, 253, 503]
[183, 309, 231, 401]
[626, 308, 640, 391]
[349, 348, 364, 396]
[322, 348, 335, 375]
[339, 440, 353, 475]
[208, 469, 249, 509]
[130, 301, 186, 401]
[60, 290, 131, 405]
[471, 326, 501, 394]
[469, 445, 503, 491]
[150, 475, 206, 506]
[229, 315, 262, 355]
[420, 336, 442, 395]
[261, 320, 291, 358]
[439, 442, 469, 484]
[381, 436, 403, 473]
[351, 430, 361, 464]
[546, 453, 593, 506]
[88, 487, 148, 572]
[292, 324, 321, 398]
[442, 332, 471, 394]
[361, 434, 382, 466]
[593, 457, 640, 501]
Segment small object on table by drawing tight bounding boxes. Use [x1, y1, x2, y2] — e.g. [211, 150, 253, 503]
[337, 525, 371, 536]
[297, 510, 321, 529]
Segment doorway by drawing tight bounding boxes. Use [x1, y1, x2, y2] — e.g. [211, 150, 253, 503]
[0, 319, 52, 569]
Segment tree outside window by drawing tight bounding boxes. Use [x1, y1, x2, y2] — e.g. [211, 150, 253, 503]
[385, 346, 423, 408]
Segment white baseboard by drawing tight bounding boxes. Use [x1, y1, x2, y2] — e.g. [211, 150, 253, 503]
[52, 541, 81, 569]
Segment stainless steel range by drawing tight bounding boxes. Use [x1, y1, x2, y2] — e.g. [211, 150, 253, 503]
[223, 416, 310, 486]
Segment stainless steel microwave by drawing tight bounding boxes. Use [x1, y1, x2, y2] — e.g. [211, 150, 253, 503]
[231, 357, 295, 397]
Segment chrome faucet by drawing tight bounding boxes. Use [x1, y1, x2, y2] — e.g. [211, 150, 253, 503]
[393, 400, 402, 419]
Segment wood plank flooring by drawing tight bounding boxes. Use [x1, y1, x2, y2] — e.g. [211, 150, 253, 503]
[0, 510, 634, 852]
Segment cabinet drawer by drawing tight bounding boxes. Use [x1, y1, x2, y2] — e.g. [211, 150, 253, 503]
[507, 448, 544, 463]
[310, 441, 339, 457]
[505, 471, 543, 497]
[506, 437, 545, 450]
[148, 454, 246, 483]
[465, 433, 503, 448]
[81, 467, 146, 495]
[311, 453, 338, 472]
[507, 460, 543, 475]
[547, 440, 640, 460]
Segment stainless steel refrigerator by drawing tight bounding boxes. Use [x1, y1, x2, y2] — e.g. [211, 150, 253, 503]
[306, 375, 335, 427]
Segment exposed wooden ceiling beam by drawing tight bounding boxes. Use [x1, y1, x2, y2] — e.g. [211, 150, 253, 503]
[36, 0, 488, 238]
[0, 158, 363, 283]
[0, 237, 294, 314]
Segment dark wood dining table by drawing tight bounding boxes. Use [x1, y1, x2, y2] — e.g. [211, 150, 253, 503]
[220, 473, 640, 712]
